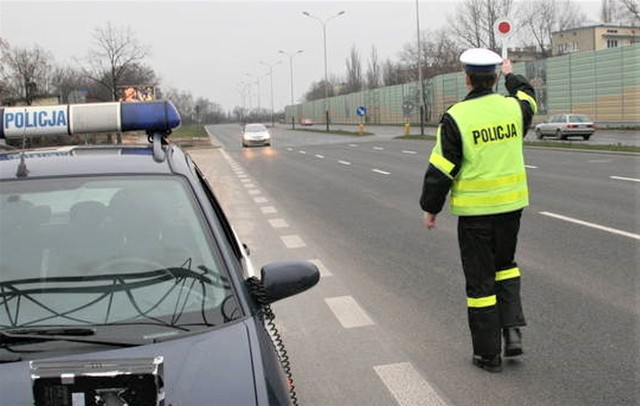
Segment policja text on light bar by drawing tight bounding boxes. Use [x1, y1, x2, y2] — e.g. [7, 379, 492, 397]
[0, 100, 181, 139]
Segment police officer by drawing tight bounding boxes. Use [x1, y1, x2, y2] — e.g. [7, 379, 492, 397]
[420, 48, 537, 372]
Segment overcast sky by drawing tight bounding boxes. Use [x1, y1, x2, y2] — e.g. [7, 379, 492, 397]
[1, 0, 601, 112]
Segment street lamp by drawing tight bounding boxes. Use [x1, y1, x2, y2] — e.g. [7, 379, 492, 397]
[279, 49, 304, 128]
[302, 10, 346, 132]
[260, 60, 282, 127]
[415, 0, 425, 135]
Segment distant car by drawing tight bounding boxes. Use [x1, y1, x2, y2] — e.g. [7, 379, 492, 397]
[299, 118, 314, 126]
[534, 114, 596, 140]
[242, 123, 271, 147]
[0, 101, 319, 405]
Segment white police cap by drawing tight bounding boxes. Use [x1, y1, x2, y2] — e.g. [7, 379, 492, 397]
[460, 48, 502, 72]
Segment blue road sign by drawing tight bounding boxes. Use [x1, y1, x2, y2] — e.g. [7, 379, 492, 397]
[356, 106, 367, 116]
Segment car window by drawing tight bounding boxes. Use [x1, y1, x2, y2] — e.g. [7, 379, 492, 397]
[569, 115, 590, 123]
[0, 175, 238, 329]
[245, 124, 267, 132]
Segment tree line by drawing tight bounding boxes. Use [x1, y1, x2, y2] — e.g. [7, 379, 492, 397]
[1, 0, 637, 123]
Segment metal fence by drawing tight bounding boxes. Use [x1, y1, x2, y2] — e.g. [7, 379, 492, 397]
[286, 43, 639, 126]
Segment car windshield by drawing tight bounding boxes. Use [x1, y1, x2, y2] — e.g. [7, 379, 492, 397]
[0, 176, 239, 333]
[569, 115, 590, 123]
[245, 124, 266, 132]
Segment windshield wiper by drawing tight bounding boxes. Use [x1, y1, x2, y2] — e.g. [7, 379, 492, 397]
[0, 328, 142, 348]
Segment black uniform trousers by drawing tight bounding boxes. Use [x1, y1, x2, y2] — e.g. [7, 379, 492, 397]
[457, 209, 526, 357]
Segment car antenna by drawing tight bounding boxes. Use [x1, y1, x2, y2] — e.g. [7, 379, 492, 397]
[16, 123, 29, 178]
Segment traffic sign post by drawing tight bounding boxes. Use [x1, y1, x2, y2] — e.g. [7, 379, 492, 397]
[356, 106, 367, 135]
[494, 19, 513, 60]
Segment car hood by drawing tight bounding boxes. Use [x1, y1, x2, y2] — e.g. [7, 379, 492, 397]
[0, 320, 259, 405]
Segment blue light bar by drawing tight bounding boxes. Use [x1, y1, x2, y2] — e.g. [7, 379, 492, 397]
[0, 100, 181, 139]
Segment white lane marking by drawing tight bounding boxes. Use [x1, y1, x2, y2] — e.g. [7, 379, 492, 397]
[588, 159, 613, 163]
[339, 160, 352, 166]
[373, 147, 384, 150]
[402, 150, 418, 155]
[299, 150, 307, 154]
[325, 296, 374, 328]
[286, 147, 293, 151]
[525, 165, 538, 169]
[237, 174, 247, 179]
[309, 259, 332, 277]
[315, 154, 325, 159]
[374, 363, 447, 406]
[540, 211, 640, 240]
[268, 218, 289, 229]
[261, 206, 277, 214]
[281, 235, 306, 248]
[372, 169, 391, 175]
[253, 197, 268, 204]
[611, 176, 640, 183]
[248, 189, 261, 195]
[349, 144, 358, 147]
[244, 183, 255, 188]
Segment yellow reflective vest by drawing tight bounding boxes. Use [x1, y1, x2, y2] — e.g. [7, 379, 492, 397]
[435, 93, 529, 216]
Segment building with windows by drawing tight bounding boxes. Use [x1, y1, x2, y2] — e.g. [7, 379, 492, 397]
[552, 24, 639, 56]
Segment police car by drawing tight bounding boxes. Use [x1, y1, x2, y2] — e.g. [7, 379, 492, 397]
[0, 101, 319, 405]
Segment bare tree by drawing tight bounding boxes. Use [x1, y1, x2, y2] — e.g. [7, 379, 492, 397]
[366, 46, 382, 90]
[1, 44, 53, 105]
[85, 23, 149, 102]
[342, 45, 363, 94]
[49, 65, 94, 103]
[448, 0, 514, 50]
[381, 59, 409, 86]
[516, 0, 587, 57]
[608, 0, 640, 23]
[619, 0, 640, 21]
[400, 28, 462, 79]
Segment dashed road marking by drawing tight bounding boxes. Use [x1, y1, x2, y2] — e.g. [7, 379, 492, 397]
[309, 259, 332, 277]
[540, 211, 640, 240]
[261, 206, 277, 214]
[374, 362, 447, 406]
[253, 196, 268, 204]
[402, 150, 417, 155]
[339, 160, 352, 166]
[525, 165, 538, 169]
[240, 178, 251, 183]
[248, 189, 261, 195]
[299, 150, 307, 154]
[315, 154, 325, 159]
[268, 218, 289, 229]
[325, 296, 374, 328]
[611, 175, 640, 183]
[244, 183, 255, 188]
[373, 147, 384, 150]
[372, 169, 391, 175]
[281, 234, 306, 248]
[349, 144, 358, 147]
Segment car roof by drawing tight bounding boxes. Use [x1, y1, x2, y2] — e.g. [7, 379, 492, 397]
[0, 144, 191, 181]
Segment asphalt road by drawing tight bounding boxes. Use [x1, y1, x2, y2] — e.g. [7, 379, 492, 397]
[194, 124, 639, 406]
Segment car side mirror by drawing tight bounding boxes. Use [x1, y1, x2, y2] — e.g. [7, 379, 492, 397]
[258, 261, 320, 304]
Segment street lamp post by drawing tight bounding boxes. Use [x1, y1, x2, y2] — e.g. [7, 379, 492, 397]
[279, 49, 303, 128]
[415, 0, 425, 135]
[302, 10, 346, 132]
[260, 60, 282, 127]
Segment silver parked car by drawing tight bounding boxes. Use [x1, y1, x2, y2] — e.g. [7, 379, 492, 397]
[534, 114, 596, 140]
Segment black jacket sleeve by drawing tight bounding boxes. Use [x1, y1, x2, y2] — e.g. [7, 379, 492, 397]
[419, 113, 462, 214]
[505, 73, 537, 132]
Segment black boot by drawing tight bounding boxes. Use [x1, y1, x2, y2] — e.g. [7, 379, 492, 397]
[503, 327, 523, 357]
[472, 354, 502, 373]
